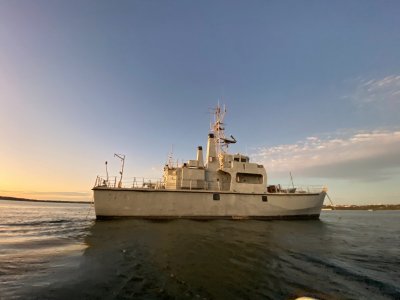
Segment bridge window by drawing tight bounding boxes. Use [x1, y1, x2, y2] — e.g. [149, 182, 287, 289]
[236, 173, 263, 184]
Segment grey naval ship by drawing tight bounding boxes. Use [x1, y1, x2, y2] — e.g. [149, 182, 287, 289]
[93, 105, 327, 219]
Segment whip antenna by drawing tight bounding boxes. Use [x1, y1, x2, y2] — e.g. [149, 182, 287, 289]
[105, 161, 109, 184]
[114, 153, 125, 188]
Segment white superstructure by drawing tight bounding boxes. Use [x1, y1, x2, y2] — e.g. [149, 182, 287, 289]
[93, 105, 326, 219]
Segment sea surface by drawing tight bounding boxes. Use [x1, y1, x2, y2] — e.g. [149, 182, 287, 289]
[0, 200, 399, 300]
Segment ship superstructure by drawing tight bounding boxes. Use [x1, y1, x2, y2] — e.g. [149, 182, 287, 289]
[163, 105, 266, 194]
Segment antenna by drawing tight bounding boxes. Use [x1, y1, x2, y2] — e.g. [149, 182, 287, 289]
[114, 153, 125, 188]
[105, 161, 109, 183]
[167, 144, 174, 168]
[290, 172, 295, 190]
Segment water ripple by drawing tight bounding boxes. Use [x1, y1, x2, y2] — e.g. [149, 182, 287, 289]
[0, 201, 399, 300]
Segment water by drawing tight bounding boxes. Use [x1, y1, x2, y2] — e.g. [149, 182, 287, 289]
[0, 200, 399, 300]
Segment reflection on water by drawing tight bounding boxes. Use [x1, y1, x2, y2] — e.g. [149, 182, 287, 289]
[0, 200, 399, 299]
[79, 219, 333, 300]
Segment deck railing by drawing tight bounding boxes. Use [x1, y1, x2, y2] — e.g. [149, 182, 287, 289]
[94, 176, 165, 189]
[94, 176, 326, 193]
[268, 184, 327, 194]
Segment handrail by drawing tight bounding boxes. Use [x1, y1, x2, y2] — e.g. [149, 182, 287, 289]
[268, 184, 326, 194]
[94, 176, 164, 189]
[94, 176, 326, 193]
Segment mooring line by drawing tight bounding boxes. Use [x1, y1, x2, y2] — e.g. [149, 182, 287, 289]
[85, 196, 95, 219]
[326, 193, 335, 209]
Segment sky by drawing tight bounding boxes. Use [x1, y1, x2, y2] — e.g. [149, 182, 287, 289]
[0, 0, 399, 204]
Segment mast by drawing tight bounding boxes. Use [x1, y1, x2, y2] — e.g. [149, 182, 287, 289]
[213, 103, 225, 158]
[167, 144, 174, 168]
[211, 103, 237, 157]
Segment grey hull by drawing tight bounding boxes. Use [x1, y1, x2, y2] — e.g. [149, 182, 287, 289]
[93, 188, 326, 220]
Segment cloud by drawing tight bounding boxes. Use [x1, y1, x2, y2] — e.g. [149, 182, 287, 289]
[252, 130, 400, 181]
[352, 75, 400, 107]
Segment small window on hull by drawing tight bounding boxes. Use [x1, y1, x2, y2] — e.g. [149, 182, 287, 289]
[213, 193, 220, 200]
[262, 196, 268, 202]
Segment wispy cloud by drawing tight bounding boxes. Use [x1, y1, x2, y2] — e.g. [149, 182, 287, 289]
[352, 75, 400, 107]
[252, 130, 400, 181]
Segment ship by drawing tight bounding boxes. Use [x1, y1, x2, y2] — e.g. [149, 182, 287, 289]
[93, 105, 327, 219]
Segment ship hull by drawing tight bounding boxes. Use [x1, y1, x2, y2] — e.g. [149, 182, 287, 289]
[93, 188, 326, 220]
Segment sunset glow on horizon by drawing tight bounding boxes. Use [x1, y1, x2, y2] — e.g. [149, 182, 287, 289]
[1, 1, 399, 204]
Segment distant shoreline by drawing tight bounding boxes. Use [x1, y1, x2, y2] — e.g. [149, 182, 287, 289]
[323, 204, 400, 211]
[0, 196, 90, 204]
[1, 196, 399, 209]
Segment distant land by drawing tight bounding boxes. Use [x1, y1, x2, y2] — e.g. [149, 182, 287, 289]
[322, 204, 400, 210]
[1, 196, 399, 209]
[0, 196, 89, 204]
